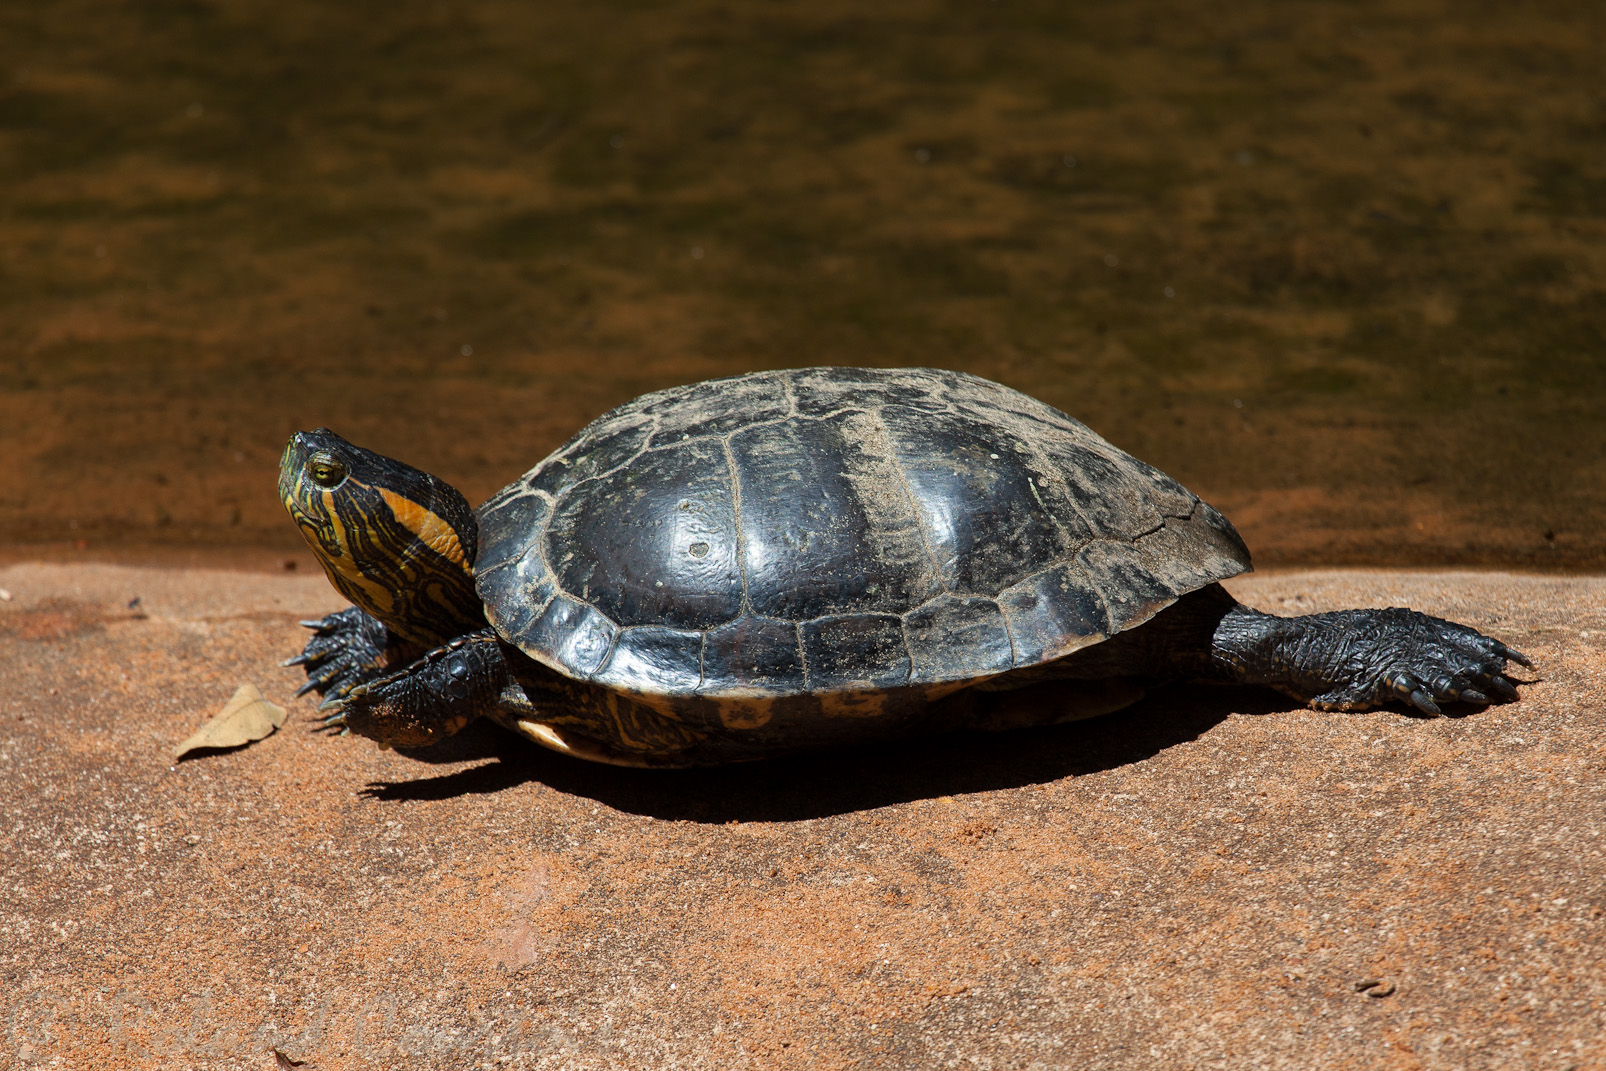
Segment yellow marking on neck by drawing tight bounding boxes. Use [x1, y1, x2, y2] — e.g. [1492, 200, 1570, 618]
[379, 486, 472, 574]
[319, 486, 396, 615]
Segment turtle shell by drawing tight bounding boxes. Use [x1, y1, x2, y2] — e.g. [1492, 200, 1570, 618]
[473, 367, 1249, 706]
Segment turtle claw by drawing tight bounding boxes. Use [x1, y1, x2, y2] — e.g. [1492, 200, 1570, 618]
[317, 701, 350, 734]
[1457, 687, 1489, 705]
[286, 606, 394, 704]
[295, 658, 351, 697]
[1488, 676, 1519, 701]
[1387, 673, 1441, 716]
[1408, 689, 1441, 716]
[1494, 643, 1533, 668]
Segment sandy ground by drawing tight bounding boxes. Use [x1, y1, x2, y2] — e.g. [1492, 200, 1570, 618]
[2, 562, 1603, 1070]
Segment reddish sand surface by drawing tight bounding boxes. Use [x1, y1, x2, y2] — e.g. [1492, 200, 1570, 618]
[3, 563, 1603, 1070]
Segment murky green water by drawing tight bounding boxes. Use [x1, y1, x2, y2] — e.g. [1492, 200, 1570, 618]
[2, 0, 1602, 568]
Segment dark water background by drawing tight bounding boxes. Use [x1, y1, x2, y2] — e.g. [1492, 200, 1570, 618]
[2, 0, 1602, 569]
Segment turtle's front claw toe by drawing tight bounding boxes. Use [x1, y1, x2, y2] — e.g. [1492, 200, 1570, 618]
[285, 606, 395, 707]
[294, 656, 353, 698]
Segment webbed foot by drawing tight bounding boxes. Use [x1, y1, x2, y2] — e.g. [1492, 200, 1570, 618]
[284, 606, 395, 703]
[1304, 608, 1531, 715]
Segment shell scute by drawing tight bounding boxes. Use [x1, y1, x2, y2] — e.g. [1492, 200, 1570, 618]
[904, 595, 1014, 684]
[1130, 462, 1199, 519]
[642, 372, 790, 443]
[789, 366, 948, 417]
[473, 491, 550, 577]
[878, 402, 1088, 593]
[731, 412, 939, 620]
[997, 563, 1110, 664]
[1133, 514, 1252, 595]
[525, 595, 618, 678]
[593, 626, 705, 694]
[700, 616, 804, 696]
[1035, 440, 1166, 542]
[1078, 540, 1179, 634]
[543, 438, 742, 631]
[527, 412, 654, 496]
[800, 613, 911, 691]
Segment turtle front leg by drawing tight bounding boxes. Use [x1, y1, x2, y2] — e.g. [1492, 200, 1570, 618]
[1209, 604, 1532, 715]
[321, 628, 513, 749]
[285, 606, 399, 700]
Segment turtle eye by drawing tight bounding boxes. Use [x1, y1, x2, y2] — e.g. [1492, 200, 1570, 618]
[308, 452, 347, 488]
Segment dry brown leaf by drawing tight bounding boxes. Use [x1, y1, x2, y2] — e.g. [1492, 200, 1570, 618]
[172, 683, 286, 758]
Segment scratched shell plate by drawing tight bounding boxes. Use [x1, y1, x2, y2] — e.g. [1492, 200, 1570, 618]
[996, 563, 1110, 666]
[519, 594, 619, 679]
[800, 613, 911, 692]
[903, 595, 1015, 685]
[591, 625, 705, 695]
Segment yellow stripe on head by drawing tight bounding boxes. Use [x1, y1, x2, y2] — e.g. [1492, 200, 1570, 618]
[320, 483, 399, 616]
[378, 486, 473, 575]
[280, 428, 485, 646]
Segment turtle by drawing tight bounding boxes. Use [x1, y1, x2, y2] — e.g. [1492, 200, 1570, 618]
[279, 366, 1530, 767]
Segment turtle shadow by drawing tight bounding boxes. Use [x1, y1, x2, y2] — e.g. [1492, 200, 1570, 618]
[363, 684, 1289, 820]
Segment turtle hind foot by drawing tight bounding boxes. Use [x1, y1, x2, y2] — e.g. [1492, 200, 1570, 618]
[1311, 608, 1530, 715]
[1213, 604, 1532, 716]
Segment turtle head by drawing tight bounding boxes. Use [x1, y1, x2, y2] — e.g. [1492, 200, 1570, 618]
[280, 429, 485, 646]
